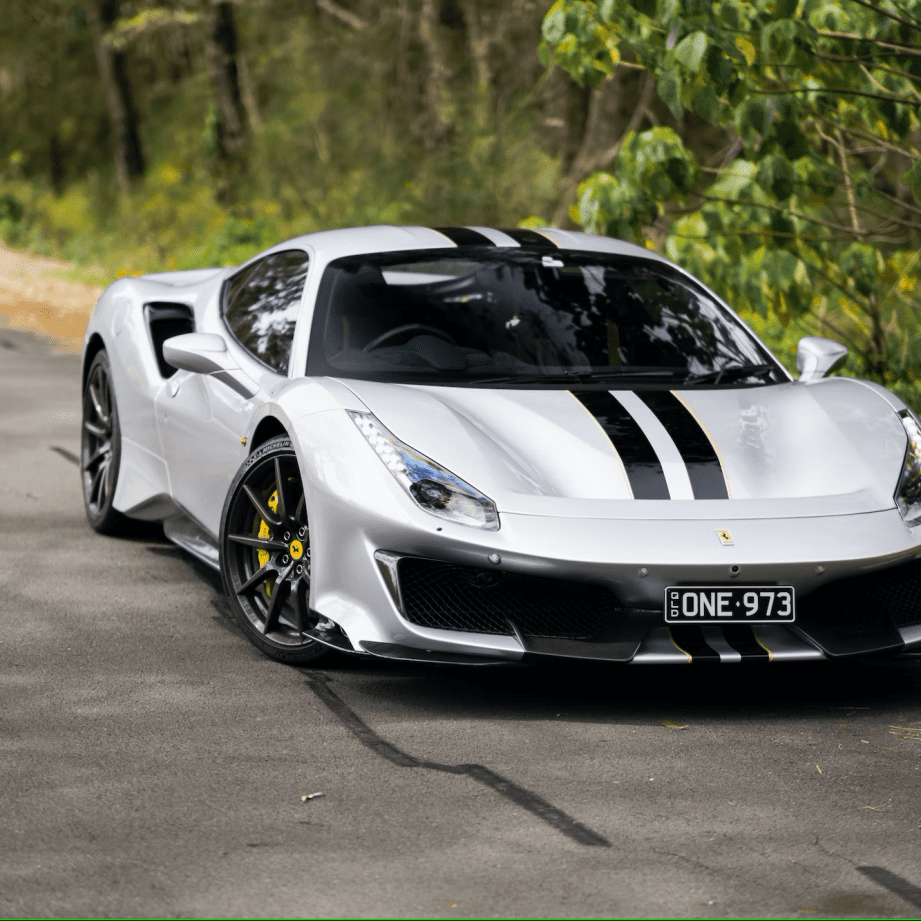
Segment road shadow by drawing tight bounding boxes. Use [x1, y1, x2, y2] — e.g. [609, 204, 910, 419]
[310, 653, 921, 725]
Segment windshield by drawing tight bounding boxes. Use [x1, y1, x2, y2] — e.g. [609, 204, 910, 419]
[305, 248, 785, 387]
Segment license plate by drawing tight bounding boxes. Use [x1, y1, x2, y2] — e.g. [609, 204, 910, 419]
[665, 585, 795, 624]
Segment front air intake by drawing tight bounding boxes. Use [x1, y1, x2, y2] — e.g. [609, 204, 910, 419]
[396, 557, 623, 638]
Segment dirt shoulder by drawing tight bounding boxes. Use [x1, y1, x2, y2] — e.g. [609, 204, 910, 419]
[0, 245, 103, 354]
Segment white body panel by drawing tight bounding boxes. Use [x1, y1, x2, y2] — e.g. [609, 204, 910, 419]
[81, 226, 921, 665]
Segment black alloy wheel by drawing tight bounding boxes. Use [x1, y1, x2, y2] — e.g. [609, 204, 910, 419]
[220, 436, 328, 664]
[81, 350, 125, 533]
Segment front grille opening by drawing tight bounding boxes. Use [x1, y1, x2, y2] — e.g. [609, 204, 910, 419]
[397, 558, 623, 638]
[801, 560, 921, 630]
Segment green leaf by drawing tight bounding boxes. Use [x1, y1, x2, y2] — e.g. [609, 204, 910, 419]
[718, 0, 741, 30]
[775, 0, 799, 18]
[757, 154, 795, 200]
[880, 100, 912, 139]
[657, 72, 683, 119]
[773, 119, 810, 160]
[901, 158, 921, 207]
[763, 249, 798, 292]
[692, 84, 719, 121]
[738, 98, 771, 140]
[664, 156, 695, 193]
[840, 243, 880, 297]
[597, 0, 619, 21]
[628, 0, 657, 17]
[542, 7, 567, 44]
[706, 47, 736, 93]
[674, 31, 708, 73]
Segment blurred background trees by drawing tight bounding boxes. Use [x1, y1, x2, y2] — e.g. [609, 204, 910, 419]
[0, 0, 919, 397]
[0, 0, 563, 266]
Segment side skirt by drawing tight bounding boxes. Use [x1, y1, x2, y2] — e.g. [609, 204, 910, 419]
[163, 513, 220, 571]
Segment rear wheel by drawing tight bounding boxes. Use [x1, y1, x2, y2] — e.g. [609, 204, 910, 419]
[220, 436, 328, 665]
[81, 350, 125, 533]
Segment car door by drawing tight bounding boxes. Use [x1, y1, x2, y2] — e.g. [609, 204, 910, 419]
[156, 249, 311, 535]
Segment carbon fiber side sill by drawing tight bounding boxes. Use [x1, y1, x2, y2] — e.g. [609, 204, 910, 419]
[303, 613, 359, 653]
[359, 641, 516, 665]
[517, 612, 651, 662]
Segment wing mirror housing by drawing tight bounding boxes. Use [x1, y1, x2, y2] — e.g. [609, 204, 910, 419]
[796, 336, 848, 383]
[162, 333, 258, 398]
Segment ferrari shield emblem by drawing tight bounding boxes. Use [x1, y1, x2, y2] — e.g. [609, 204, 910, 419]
[716, 529, 734, 546]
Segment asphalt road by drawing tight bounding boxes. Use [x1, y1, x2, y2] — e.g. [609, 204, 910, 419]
[3, 326, 921, 918]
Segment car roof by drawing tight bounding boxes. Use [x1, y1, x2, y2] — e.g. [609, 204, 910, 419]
[258, 225, 672, 266]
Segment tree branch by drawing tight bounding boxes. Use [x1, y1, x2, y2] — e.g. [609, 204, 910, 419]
[816, 29, 921, 56]
[841, 0, 921, 34]
[752, 85, 921, 106]
[810, 110, 920, 159]
[315, 0, 367, 31]
[696, 194, 881, 236]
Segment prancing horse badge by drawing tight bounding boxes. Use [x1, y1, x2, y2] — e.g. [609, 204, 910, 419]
[717, 529, 734, 546]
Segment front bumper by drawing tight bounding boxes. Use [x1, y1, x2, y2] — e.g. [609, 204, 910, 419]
[307, 504, 921, 664]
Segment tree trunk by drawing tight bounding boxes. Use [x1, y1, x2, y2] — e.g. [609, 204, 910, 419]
[551, 69, 654, 227]
[86, 0, 145, 190]
[205, 0, 249, 165]
[459, 0, 491, 126]
[418, 0, 455, 148]
[48, 130, 65, 195]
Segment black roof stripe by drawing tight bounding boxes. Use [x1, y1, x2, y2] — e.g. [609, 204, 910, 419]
[500, 228, 557, 248]
[432, 226, 497, 246]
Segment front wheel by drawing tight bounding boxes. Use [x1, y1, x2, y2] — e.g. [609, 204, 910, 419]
[81, 349, 126, 533]
[219, 436, 328, 665]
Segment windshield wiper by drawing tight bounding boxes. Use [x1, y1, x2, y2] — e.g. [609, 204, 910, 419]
[684, 363, 777, 385]
[468, 368, 682, 386]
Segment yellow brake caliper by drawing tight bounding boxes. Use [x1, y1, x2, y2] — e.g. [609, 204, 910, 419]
[257, 490, 278, 595]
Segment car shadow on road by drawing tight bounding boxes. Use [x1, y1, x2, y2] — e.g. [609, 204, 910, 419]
[315, 653, 921, 724]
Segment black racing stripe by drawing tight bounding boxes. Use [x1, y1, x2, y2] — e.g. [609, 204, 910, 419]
[636, 391, 729, 500]
[669, 626, 722, 663]
[572, 391, 670, 500]
[500, 228, 556, 248]
[432, 226, 496, 247]
[721, 625, 771, 660]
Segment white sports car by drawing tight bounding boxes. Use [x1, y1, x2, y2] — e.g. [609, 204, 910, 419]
[81, 225, 921, 666]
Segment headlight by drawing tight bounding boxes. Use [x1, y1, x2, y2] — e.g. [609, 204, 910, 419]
[896, 408, 921, 526]
[348, 411, 500, 530]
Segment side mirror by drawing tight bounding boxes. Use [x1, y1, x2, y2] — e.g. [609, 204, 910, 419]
[163, 333, 258, 398]
[796, 336, 848, 383]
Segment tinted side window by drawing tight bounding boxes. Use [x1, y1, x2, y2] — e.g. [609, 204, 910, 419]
[223, 250, 310, 373]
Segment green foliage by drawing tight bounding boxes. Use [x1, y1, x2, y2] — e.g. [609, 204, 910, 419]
[0, 1, 558, 278]
[541, 0, 921, 395]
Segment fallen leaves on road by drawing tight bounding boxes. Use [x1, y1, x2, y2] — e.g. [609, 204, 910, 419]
[888, 725, 921, 741]
[815, 764, 823, 774]
[301, 792, 325, 802]
[661, 718, 688, 729]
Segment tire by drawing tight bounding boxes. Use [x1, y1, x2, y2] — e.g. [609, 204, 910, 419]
[81, 349, 126, 534]
[219, 435, 328, 665]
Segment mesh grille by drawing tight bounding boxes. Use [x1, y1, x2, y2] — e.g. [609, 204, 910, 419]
[802, 560, 921, 629]
[397, 558, 622, 638]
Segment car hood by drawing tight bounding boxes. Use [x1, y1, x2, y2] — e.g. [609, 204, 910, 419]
[335, 377, 909, 520]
